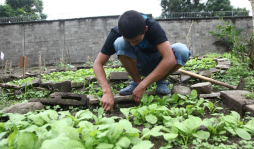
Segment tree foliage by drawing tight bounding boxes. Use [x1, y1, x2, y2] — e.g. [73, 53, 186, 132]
[0, 0, 47, 19]
[160, 0, 249, 18]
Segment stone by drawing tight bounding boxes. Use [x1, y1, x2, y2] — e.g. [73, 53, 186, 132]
[218, 60, 231, 67]
[190, 82, 212, 94]
[245, 105, 254, 117]
[53, 80, 72, 92]
[172, 71, 180, 75]
[209, 68, 220, 73]
[109, 72, 129, 80]
[20, 78, 42, 88]
[34, 87, 49, 92]
[49, 69, 57, 73]
[180, 73, 192, 82]
[0, 83, 19, 89]
[9, 74, 22, 79]
[40, 81, 52, 88]
[87, 95, 100, 104]
[30, 92, 89, 107]
[216, 65, 230, 70]
[3, 102, 44, 114]
[169, 75, 180, 82]
[25, 72, 36, 77]
[220, 90, 253, 116]
[199, 92, 220, 99]
[85, 76, 97, 82]
[114, 94, 132, 103]
[171, 85, 191, 96]
[199, 70, 213, 78]
[71, 82, 85, 88]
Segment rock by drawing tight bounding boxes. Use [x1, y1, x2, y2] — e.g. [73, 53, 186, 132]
[190, 82, 212, 94]
[114, 94, 133, 103]
[199, 92, 220, 99]
[49, 69, 57, 73]
[245, 105, 254, 117]
[40, 81, 52, 88]
[109, 72, 129, 80]
[171, 85, 191, 96]
[31, 92, 89, 107]
[172, 71, 180, 75]
[71, 82, 85, 88]
[209, 68, 220, 73]
[9, 74, 22, 79]
[25, 72, 36, 77]
[169, 75, 180, 82]
[20, 78, 42, 88]
[85, 76, 97, 82]
[0, 83, 19, 89]
[221, 90, 253, 116]
[3, 102, 44, 114]
[53, 80, 72, 92]
[180, 73, 192, 82]
[34, 87, 49, 92]
[87, 95, 100, 104]
[199, 70, 213, 78]
[216, 65, 230, 70]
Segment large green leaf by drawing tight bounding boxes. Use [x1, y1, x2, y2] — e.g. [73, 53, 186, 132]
[235, 127, 251, 140]
[64, 140, 86, 149]
[95, 143, 114, 149]
[28, 114, 44, 126]
[116, 136, 131, 148]
[75, 110, 93, 120]
[192, 130, 210, 140]
[132, 140, 154, 149]
[13, 132, 37, 149]
[145, 114, 157, 124]
[40, 133, 70, 149]
[163, 133, 178, 141]
[189, 90, 198, 99]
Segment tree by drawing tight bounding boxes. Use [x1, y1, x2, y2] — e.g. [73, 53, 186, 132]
[204, 0, 233, 11]
[160, 0, 205, 18]
[0, 0, 47, 19]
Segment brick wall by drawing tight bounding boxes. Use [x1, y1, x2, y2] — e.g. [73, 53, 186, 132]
[0, 16, 252, 66]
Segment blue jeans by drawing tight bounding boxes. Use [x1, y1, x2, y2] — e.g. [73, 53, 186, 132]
[114, 37, 191, 76]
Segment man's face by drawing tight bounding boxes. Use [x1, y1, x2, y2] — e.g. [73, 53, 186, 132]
[123, 34, 145, 47]
[123, 26, 148, 47]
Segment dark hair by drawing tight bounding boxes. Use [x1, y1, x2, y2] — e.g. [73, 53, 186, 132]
[118, 10, 146, 39]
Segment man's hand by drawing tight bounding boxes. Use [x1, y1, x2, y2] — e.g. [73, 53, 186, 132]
[132, 83, 146, 104]
[101, 92, 114, 112]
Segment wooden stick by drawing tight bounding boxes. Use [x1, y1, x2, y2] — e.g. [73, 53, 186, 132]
[38, 51, 41, 72]
[68, 49, 71, 64]
[43, 58, 45, 67]
[23, 57, 26, 79]
[9, 60, 12, 74]
[4, 60, 8, 74]
[178, 69, 237, 89]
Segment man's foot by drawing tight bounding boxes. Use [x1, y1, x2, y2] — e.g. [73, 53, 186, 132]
[156, 80, 170, 95]
[119, 81, 138, 95]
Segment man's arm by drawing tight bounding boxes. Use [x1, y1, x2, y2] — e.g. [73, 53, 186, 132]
[132, 41, 176, 102]
[93, 52, 114, 111]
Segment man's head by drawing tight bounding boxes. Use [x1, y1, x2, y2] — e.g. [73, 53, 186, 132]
[118, 10, 147, 45]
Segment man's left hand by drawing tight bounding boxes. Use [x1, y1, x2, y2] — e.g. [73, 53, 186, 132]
[132, 83, 146, 104]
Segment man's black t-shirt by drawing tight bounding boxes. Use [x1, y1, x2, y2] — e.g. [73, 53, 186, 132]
[100, 15, 168, 56]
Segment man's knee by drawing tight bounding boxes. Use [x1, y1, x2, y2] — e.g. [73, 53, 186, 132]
[171, 43, 191, 66]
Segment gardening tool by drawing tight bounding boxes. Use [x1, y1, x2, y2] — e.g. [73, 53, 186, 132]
[178, 69, 245, 90]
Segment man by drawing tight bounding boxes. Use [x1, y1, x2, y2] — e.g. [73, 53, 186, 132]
[93, 10, 191, 111]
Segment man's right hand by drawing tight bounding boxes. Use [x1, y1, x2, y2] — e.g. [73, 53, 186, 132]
[101, 92, 114, 112]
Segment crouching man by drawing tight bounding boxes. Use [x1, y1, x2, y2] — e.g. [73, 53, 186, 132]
[93, 10, 191, 111]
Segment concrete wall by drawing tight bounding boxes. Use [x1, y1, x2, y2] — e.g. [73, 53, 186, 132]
[0, 16, 252, 66]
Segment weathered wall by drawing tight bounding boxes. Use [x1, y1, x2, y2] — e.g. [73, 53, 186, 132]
[0, 16, 252, 66]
